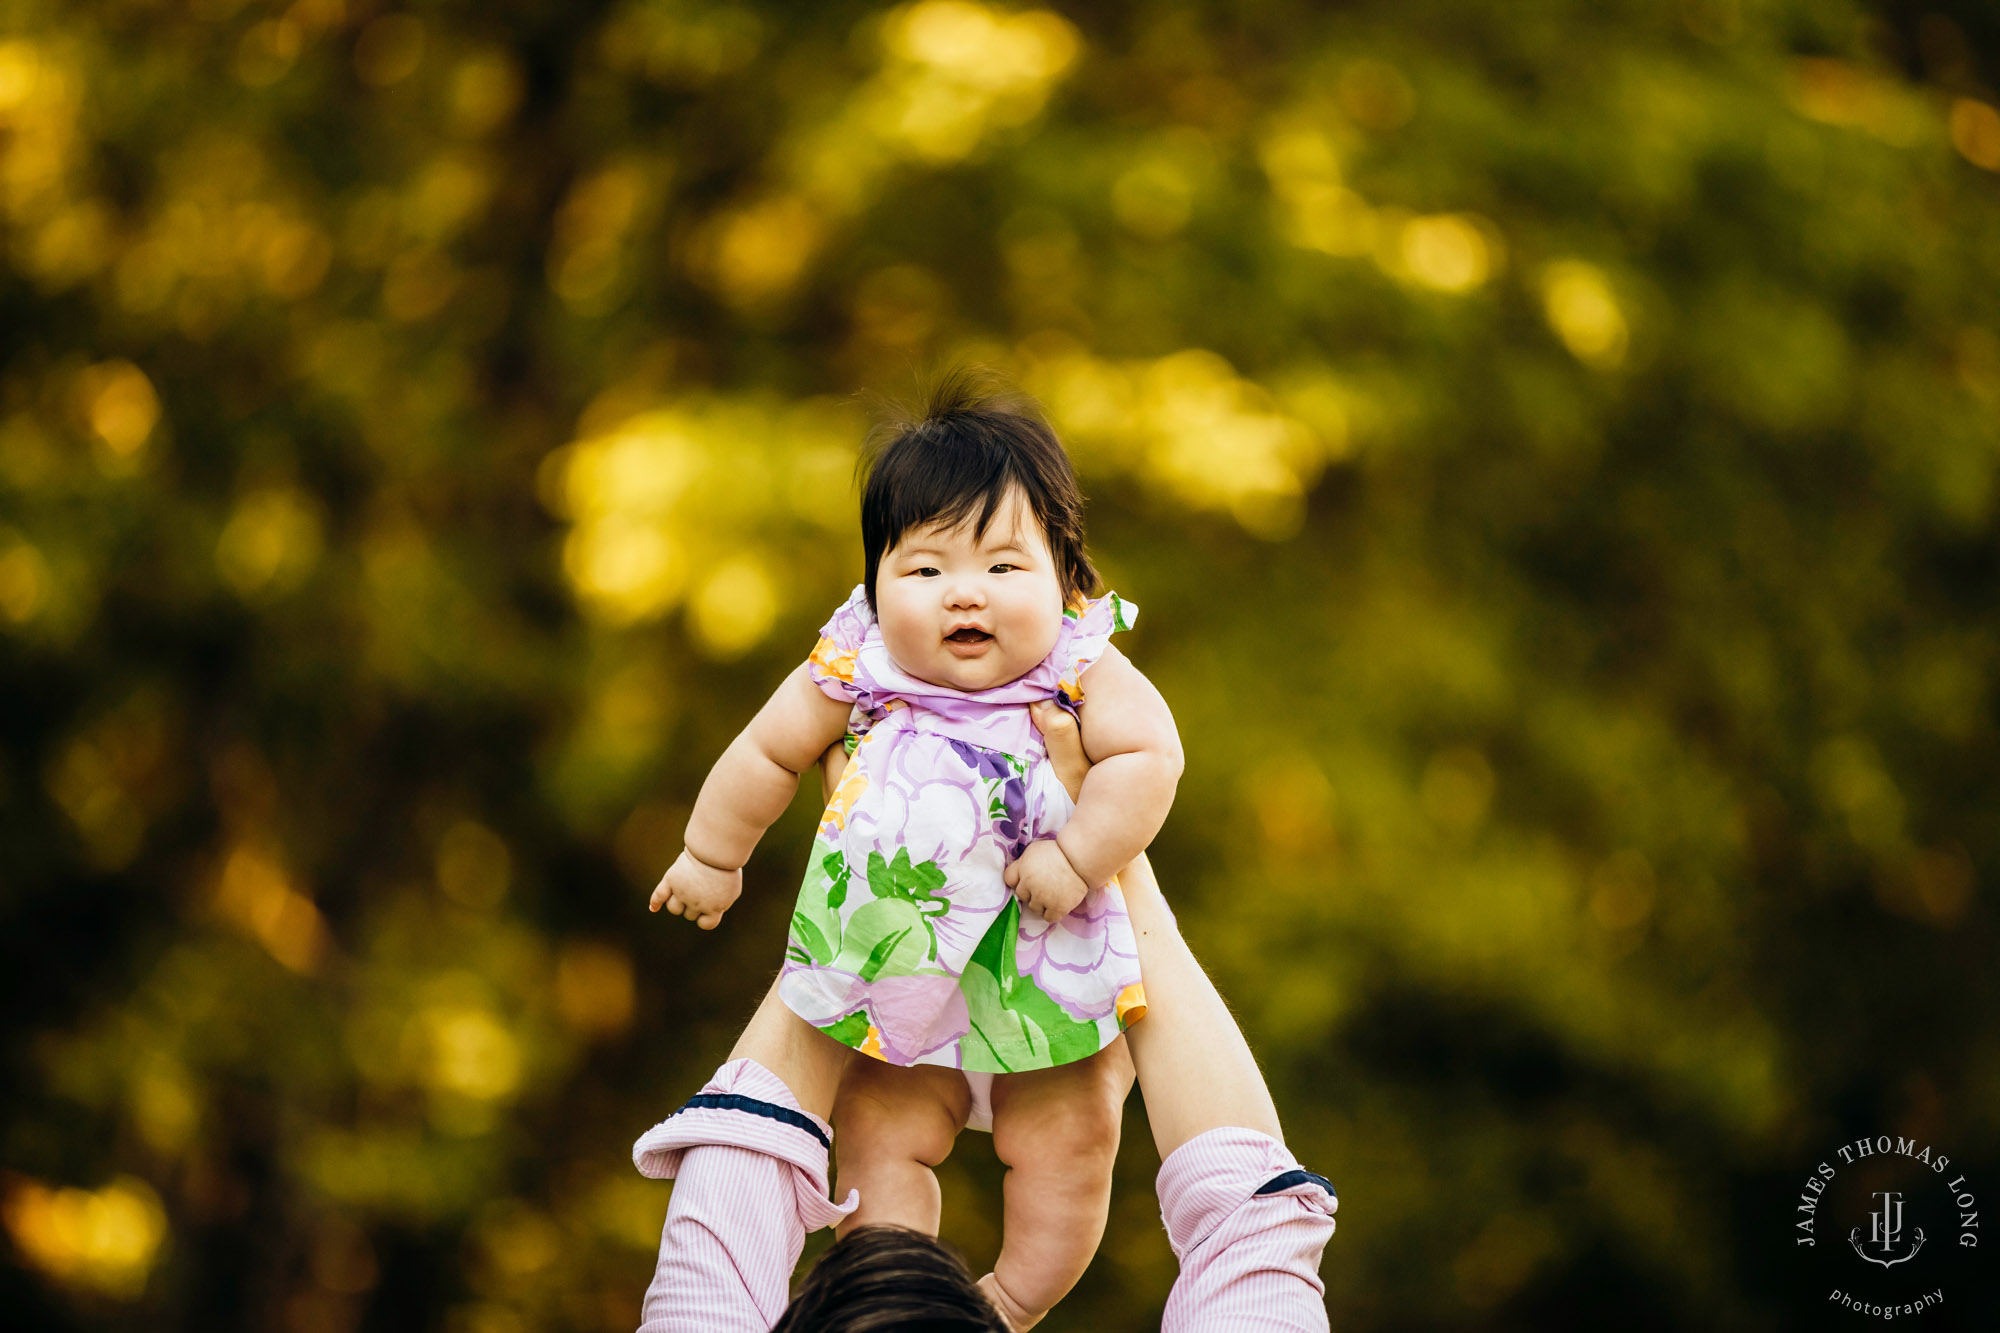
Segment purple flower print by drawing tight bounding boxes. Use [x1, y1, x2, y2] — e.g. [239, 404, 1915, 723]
[947, 737, 1013, 782]
[1012, 882, 1138, 1025]
[867, 974, 970, 1063]
[777, 965, 969, 1065]
[995, 775, 1027, 851]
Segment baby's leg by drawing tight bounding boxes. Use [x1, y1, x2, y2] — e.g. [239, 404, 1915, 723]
[980, 1038, 1133, 1330]
[831, 1059, 972, 1237]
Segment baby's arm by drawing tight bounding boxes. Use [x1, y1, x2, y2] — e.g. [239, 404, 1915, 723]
[1008, 644, 1183, 920]
[650, 663, 854, 929]
[1058, 645, 1184, 885]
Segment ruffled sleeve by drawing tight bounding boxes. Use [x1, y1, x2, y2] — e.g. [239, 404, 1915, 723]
[1055, 590, 1138, 710]
[805, 584, 875, 704]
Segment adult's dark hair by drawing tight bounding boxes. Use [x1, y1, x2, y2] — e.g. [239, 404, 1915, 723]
[772, 1224, 1007, 1332]
[859, 367, 1098, 613]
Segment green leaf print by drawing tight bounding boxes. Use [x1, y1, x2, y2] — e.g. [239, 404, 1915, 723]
[959, 899, 1106, 1073]
[823, 850, 851, 912]
[823, 1010, 870, 1048]
[790, 911, 833, 966]
[789, 839, 845, 964]
[833, 898, 930, 980]
[858, 925, 916, 982]
[862, 848, 949, 962]
[865, 848, 948, 908]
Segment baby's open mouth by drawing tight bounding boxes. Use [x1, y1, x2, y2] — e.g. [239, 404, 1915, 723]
[945, 628, 992, 644]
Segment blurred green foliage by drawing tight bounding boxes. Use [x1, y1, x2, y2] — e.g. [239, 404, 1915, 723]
[1, 0, 1997, 1329]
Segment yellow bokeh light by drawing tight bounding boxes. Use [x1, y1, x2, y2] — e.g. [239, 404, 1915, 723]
[0, 529, 51, 623]
[411, 999, 521, 1103]
[1541, 260, 1629, 370]
[691, 555, 779, 659]
[1950, 97, 2000, 172]
[554, 941, 636, 1038]
[216, 487, 324, 597]
[46, 730, 147, 871]
[78, 360, 162, 457]
[693, 193, 822, 307]
[213, 843, 332, 973]
[1398, 214, 1492, 292]
[1785, 57, 1925, 146]
[449, 51, 525, 138]
[0, 41, 43, 114]
[1028, 345, 1334, 540]
[549, 163, 650, 309]
[409, 154, 497, 242]
[890, 2, 1077, 92]
[2, 1175, 169, 1299]
[864, 2, 1080, 164]
[547, 395, 855, 627]
[563, 518, 684, 624]
[259, 218, 333, 298]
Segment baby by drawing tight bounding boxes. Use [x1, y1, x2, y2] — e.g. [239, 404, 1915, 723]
[649, 371, 1182, 1328]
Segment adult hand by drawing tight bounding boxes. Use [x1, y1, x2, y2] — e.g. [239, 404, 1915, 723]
[1029, 700, 1088, 800]
[818, 737, 851, 802]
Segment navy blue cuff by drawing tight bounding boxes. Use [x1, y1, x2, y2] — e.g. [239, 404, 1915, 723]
[1255, 1168, 1337, 1201]
[673, 1092, 832, 1151]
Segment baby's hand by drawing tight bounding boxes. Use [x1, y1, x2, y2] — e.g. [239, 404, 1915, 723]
[1005, 838, 1088, 924]
[650, 848, 742, 930]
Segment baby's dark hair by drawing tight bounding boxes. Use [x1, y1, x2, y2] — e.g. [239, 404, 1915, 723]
[859, 367, 1098, 612]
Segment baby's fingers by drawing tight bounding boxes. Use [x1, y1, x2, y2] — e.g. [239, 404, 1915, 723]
[695, 910, 722, 930]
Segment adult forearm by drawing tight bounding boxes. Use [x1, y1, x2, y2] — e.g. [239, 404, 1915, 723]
[1117, 853, 1285, 1160]
[683, 730, 805, 869]
[727, 976, 851, 1121]
[1054, 749, 1178, 888]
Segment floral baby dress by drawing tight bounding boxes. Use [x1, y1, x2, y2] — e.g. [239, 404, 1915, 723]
[778, 584, 1148, 1087]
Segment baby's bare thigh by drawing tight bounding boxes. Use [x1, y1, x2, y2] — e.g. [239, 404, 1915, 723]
[989, 1038, 1134, 1167]
[834, 1060, 973, 1166]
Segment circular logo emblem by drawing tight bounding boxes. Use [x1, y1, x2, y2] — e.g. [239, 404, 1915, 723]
[1792, 1134, 1984, 1321]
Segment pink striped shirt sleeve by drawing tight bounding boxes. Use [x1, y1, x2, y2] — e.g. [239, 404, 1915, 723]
[631, 1058, 859, 1333]
[1157, 1127, 1339, 1332]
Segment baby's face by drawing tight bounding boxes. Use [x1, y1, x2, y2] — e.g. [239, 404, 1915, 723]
[875, 485, 1065, 693]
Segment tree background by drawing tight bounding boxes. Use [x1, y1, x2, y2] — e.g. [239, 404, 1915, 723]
[1, 0, 1996, 1328]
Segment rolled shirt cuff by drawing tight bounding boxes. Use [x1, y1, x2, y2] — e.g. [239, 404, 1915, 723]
[633, 1057, 859, 1232]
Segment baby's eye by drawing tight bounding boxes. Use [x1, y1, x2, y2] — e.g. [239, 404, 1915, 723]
[915, 566, 941, 577]
[989, 564, 1015, 574]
